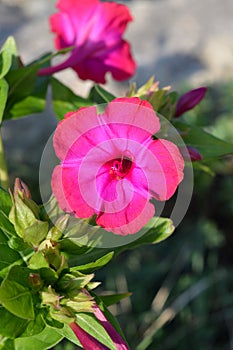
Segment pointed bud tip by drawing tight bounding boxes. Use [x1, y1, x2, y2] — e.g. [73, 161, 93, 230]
[175, 86, 207, 118]
[180, 146, 203, 162]
[14, 178, 31, 199]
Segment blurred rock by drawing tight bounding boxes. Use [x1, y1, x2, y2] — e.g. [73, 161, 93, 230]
[127, 0, 233, 88]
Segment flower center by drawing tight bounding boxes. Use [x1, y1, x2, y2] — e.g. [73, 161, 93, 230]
[109, 157, 133, 180]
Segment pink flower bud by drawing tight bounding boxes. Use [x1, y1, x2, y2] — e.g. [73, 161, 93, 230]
[180, 146, 202, 162]
[70, 322, 110, 350]
[93, 304, 130, 350]
[70, 289, 130, 349]
[174, 87, 207, 118]
[14, 177, 31, 199]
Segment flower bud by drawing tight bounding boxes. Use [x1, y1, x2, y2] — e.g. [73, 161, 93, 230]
[14, 177, 31, 199]
[93, 303, 130, 350]
[175, 87, 207, 118]
[81, 290, 130, 350]
[70, 322, 109, 350]
[10, 178, 48, 244]
[28, 273, 43, 290]
[180, 146, 202, 162]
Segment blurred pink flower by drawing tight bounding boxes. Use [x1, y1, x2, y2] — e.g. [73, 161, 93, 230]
[39, 0, 136, 83]
[52, 97, 184, 235]
[175, 87, 207, 118]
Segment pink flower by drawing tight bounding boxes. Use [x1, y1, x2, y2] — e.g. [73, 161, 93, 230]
[174, 87, 207, 118]
[38, 0, 136, 83]
[52, 97, 184, 235]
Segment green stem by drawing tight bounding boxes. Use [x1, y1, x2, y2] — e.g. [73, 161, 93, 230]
[0, 129, 9, 190]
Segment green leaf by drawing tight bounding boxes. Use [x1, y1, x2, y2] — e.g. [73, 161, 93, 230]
[136, 76, 156, 96]
[6, 265, 33, 289]
[0, 79, 8, 124]
[0, 50, 12, 79]
[192, 161, 215, 176]
[62, 218, 174, 270]
[8, 236, 30, 251]
[0, 36, 19, 79]
[0, 186, 12, 215]
[174, 121, 233, 159]
[116, 217, 175, 254]
[39, 267, 59, 285]
[0, 266, 35, 319]
[28, 251, 50, 270]
[158, 91, 178, 120]
[70, 251, 114, 274]
[51, 77, 92, 120]
[0, 307, 29, 338]
[14, 326, 63, 350]
[89, 84, 116, 104]
[100, 292, 132, 307]
[55, 323, 81, 347]
[3, 63, 49, 120]
[6, 95, 46, 119]
[0, 279, 34, 319]
[23, 220, 49, 246]
[20, 313, 46, 338]
[75, 313, 117, 350]
[148, 88, 167, 111]
[0, 230, 23, 277]
[0, 339, 15, 350]
[57, 272, 94, 292]
[28, 253, 59, 284]
[64, 292, 94, 313]
[0, 209, 16, 236]
[41, 195, 64, 222]
[9, 195, 38, 238]
[63, 215, 174, 263]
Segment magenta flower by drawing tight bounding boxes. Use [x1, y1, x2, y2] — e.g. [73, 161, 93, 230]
[52, 97, 184, 235]
[38, 0, 136, 83]
[174, 87, 207, 118]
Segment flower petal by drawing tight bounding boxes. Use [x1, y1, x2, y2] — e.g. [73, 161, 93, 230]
[104, 98, 160, 135]
[52, 165, 94, 218]
[56, 0, 99, 46]
[146, 139, 184, 200]
[97, 195, 155, 235]
[50, 12, 75, 49]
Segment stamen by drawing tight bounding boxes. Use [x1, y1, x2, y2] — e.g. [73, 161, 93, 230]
[109, 157, 133, 179]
